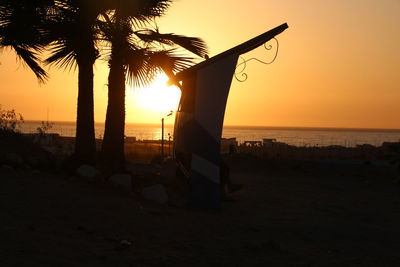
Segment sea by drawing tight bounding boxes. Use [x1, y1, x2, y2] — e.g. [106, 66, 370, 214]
[20, 121, 400, 148]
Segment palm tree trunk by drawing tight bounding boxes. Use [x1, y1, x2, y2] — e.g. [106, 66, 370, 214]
[101, 57, 126, 169]
[74, 57, 96, 163]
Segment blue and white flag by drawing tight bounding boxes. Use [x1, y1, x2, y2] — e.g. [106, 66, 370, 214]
[173, 23, 289, 209]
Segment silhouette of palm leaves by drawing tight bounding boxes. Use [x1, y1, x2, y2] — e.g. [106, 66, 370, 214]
[44, 0, 175, 71]
[0, 0, 52, 82]
[43, 2, 99, 70]
[99, 11, 207, 88]
[135, 29, 208, 59]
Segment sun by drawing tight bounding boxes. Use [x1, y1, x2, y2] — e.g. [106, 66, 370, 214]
[127, 73, 181, 114]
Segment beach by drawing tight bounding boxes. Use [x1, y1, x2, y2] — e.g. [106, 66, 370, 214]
[1, 153, 400, 266]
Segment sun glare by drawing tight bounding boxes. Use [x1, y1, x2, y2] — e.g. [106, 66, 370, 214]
[127, 73, 181, 115]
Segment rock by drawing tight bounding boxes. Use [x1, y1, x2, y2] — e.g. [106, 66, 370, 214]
[109, 173, 132, 188]
[25, 153, 51, 168]
[76, 164, 100, 178]
[1, 164, 14, 171]
[26, 157, 39, 167]
[113, 240, 132, 252]
[142, 184, 168, 204]
[154, 164, 162, 169]
[120, 240, 132, 246]
[5, 153, 23, 166]
[167, 193, 187, 208]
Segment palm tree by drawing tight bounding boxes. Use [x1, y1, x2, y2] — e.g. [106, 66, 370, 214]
[44, 0, 174, 164]
[43, 0, 103, 163]
[0, 0, 52, 82]
[99, 11, 207, 169]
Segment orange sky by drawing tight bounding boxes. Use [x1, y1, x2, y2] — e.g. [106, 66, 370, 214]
[1, 0, 399, 129]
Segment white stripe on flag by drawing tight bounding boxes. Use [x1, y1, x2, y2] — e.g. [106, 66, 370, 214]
[191, 154, 220, 184]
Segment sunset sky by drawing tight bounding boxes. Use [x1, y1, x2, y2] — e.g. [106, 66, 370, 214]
[1, 0, 399, 129]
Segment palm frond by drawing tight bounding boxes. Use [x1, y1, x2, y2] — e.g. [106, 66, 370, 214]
[13, 44, 48, 83]
[134, 29, 208, 58]
[115, 0, 172, 21]
[124, 48, 155, 88]
[0, 0, 53, 46]
[124, 47, 196, 88]
[42, 3, 100, 72]
[45, 42, 77, 71]
[147, 49, 195, 72]
[0, 0, 59, 82]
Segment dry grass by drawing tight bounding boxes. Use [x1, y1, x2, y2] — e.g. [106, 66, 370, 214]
[125, 141, 173, 163]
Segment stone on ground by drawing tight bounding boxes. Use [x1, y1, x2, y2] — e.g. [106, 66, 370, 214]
[109, 173, 132, 188]
[142, 184, 168, 204]
[76, 164, 100, 178]
[6, 153, 23, 166]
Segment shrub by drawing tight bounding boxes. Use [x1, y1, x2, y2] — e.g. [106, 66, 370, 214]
[37, 120, 54, 135]
[0, 105, 24, 133]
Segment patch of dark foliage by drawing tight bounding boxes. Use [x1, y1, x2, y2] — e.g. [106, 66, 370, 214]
[0, 130, 55, 170]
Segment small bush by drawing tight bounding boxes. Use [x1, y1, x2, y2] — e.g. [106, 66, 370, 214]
[37, 120, 54, 135]
[0, 105, 24, 133]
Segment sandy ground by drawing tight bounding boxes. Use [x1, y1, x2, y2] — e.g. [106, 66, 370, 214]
[1, 157, 400, 266]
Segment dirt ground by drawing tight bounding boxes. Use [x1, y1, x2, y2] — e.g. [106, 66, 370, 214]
[1, 156, 400, 266]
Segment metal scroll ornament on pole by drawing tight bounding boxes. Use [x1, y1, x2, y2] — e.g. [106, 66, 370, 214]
[234, 37, 279, 82]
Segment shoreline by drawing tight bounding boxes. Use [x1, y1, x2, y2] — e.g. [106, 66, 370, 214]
[21, 120, 400, 132]
[19, 121, 400, 148]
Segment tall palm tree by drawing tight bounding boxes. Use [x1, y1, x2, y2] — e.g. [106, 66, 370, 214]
[99, 11, 207, 169]
[43, 0, 102, 163]
[45, 0, 174, 164]
[0, 0, 53, 82]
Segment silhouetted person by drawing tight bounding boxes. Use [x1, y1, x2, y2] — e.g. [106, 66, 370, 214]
[220, 158, 243, 200]
[229, 143, 236, 154]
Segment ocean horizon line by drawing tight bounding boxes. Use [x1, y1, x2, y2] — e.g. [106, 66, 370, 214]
[22, 120, 400, 133]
